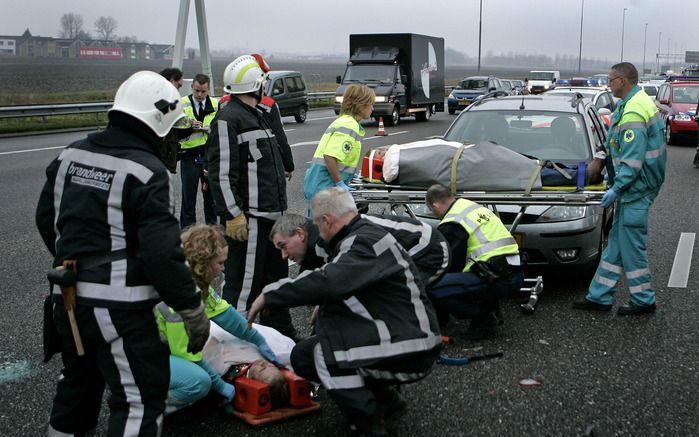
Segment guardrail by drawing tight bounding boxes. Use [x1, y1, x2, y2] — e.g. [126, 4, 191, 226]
[0, 93, 338, 120]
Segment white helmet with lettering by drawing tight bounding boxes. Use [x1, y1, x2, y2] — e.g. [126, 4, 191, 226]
[223, 55, 267, 94]
[109, 71, 184, 137]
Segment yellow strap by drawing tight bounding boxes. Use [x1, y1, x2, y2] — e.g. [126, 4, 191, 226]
[450, 143, 468, 195]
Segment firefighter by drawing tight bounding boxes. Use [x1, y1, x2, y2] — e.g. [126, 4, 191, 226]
[206, 55, 299, 341]
[248, 188, 442, 436]
[36, 71, 210, 436]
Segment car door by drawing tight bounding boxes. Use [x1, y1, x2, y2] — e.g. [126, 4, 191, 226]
[656, 84, 671, 124]
[270, 77, 286, 114]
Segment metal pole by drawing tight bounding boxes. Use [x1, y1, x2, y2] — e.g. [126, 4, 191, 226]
[642, 23, 648, 74]
[477, 0, 483, 73]
[620, 8, 627, 62]
[194, 0, 213, 91]
[172, 0, 190, 70]
[578, 0, 584, 73]
[656, 31, 661, 73]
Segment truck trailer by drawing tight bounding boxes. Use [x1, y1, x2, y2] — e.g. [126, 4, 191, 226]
[334, 33, 445, 126]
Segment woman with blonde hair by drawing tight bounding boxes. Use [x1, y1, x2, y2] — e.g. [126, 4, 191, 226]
[156, 224, 283, 414]
[303, 84, 375, 203]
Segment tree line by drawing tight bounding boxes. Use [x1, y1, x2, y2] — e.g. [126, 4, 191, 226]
[59, 12, 141, 43]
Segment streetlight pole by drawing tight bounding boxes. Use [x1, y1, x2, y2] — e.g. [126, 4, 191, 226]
[477, 0, 483, 73]
[642, 23, 648, 74]
[657, 31, 661, 73]
[620, 8, 627, 62]
[578, 0, 585, 73]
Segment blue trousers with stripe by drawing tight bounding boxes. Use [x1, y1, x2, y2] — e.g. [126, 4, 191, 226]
[587, 196, 656, 306]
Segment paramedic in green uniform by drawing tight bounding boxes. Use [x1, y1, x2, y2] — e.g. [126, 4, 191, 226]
[303, 85, 375, 201]
[573, 62, 667, 315]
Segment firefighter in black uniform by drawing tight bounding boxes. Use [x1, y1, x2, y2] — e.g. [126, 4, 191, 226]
[248, 188, 443, 436]
[206, 55, 298, 340]
[36, 71, 210, 437]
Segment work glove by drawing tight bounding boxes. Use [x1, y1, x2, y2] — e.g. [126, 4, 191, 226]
[258, 342, 284, 367]
[226, 214, 248, 241]
[219, 382, 236, 404]
[178, 303, 210, 354]
[600, 188, 618, 208]
[335, 180, 355, 192]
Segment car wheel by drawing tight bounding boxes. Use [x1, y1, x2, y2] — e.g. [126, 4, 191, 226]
[415, 105, 432, 122]
[448, 108, 455, 115]
[294, 106, 307, 123]
[384, 105, 399, 126]
[665, 121, 676, 145]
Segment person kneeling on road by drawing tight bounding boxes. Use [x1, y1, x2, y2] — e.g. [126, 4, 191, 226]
[426, 183, 524, 340]
[248, 187, 443, 436]
[156, 224, 283, 414]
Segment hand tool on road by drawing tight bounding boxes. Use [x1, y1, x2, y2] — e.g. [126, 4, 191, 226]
[438, 352, 503, 366]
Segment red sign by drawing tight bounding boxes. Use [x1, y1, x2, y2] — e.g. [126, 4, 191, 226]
[79, 47, 122, 60]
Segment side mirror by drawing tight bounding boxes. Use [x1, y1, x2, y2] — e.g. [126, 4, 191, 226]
[489, 87, 496, 92]
[658, 99, 669, 105]
[598, 108, 612, 116]
[336, 75, 342, 84]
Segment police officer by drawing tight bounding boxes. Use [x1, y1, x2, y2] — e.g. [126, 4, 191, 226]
[426, 183, 524, 340]
[36, 71, 210, 436]
[179, 73, 218, 228]
[573, 62, 667, 315]
[206, 55, 298, 341]
[248, 188, 442, 436]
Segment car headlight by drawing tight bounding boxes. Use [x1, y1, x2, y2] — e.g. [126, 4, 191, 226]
[335, 96, 343, 103]
[536, 206, 586, 222]
[675, 113, 692, 121]
[543, 84, 550, 89]
[374, 96, 388, 103]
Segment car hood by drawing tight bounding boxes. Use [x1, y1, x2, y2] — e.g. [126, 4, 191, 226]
[451, 89, 486, 97]
[336, 83, 394, 97]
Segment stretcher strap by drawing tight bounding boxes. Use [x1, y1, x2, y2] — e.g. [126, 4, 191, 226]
[524, 160, 545, 195]
[450, 143, 468, 195]
[550, 161, 573, 180]
[368, 149, 376, 181]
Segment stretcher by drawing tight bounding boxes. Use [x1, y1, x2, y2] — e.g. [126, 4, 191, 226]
[350, 181, 607, 313]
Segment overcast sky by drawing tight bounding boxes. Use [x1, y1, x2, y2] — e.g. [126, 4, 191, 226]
[2, 0, 696, 63]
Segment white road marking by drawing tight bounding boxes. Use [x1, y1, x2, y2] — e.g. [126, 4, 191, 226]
[365, 130, 409, 140]
[667, 232, 695, 288]
[307, 115, 338, 121]
[0, 145, 65, 155]
[283, 128, 296, 133]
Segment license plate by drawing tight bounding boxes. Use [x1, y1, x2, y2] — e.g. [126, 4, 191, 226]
[512, 233, 524, 248]
[458, 100, 471, 106]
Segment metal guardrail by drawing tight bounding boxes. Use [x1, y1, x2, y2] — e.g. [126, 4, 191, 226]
[0, 93, 338, 120]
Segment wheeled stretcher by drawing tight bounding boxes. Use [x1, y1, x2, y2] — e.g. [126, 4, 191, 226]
[350, 182, 607, 313]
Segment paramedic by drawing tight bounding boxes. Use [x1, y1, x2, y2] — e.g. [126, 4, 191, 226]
[248, 187, 442, 436]
[572, 62, 666, 315]
[206, 55, 298, 341]
[36, 71, 209, 436]
[303, 85, 374, 201]
[426, 183, 524, 340]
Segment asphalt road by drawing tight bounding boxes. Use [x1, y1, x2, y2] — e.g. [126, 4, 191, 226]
[0, 109, 697, 437]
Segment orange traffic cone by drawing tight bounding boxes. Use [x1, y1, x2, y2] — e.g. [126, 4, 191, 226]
[376, 117, 388, 136]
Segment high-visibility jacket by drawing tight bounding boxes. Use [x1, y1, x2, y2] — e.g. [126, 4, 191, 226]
[440, 198, 519, 272]
[606, 86, 666, 203]
[303, 114, 364, 200]
[155, 289, 230, 362]
[180, 96, 218, 151]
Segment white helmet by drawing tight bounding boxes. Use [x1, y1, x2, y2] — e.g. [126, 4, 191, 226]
[223, 55, 267, 94]
[109, 71, 184, 137]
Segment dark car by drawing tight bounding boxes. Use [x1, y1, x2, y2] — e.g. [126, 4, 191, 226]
[655, 80, 699, 144]
[265, 71, 309, 123]
[447, 76, 504, 114]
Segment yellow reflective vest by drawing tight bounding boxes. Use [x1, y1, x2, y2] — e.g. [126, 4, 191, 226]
[180, 96, 219, 150]
[440, 198, 519, 272]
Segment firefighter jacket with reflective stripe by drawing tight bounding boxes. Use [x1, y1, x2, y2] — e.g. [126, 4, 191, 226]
[606, 86, 667, 203]
[303, 114, 364, 200]
[36, 124, 200, 311]
[206, 96, 287, 221]
[439, 198, 519, 272]
[180, 96, 218, 150]
[155, 289, 233, 362]
[263, 215, 442, 369]
[257, 97, 295, 173]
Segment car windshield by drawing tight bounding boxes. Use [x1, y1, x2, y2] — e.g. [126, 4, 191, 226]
[672, 86, 699, 103]
[530, 72, 555, 81]
[641, 85, 658, 96]
[445, 110, 591, 162]
[458, 79, 488, 89]
[343, 65, 396, 84]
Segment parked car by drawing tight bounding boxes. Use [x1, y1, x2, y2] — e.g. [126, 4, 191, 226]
[544, 86, 616, 113]
[447, 76, 504, 114]
[264, 71, 309, 123]
[433, 94, 613, 269]
[639, 82, 660, 97]
[655, 80, 699, 144]
[500, 80, 514, 94]
[510, 79, 526, 94]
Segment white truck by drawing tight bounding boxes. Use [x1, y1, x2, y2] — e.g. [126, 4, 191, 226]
[527, 70, 560, 94]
